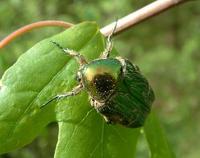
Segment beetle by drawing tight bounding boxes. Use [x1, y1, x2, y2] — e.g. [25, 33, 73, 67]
[42, 24, 155, 128]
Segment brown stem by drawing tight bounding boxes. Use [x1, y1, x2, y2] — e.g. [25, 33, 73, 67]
[0, 21, 73, 49]
[0, 0, 192, 49]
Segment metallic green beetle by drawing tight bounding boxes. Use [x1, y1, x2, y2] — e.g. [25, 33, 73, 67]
[42, 26, 155, 128]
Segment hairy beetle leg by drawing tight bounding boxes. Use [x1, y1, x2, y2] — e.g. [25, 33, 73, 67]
[41, 84, 83, 108]
[101, 35, 113, 59]
[50, 41, 87, 66]
[101, 20, 118, 59]
[104, 116, 114, 125]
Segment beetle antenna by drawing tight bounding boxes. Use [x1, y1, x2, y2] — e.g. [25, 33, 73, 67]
[50, 40, 87, 65]
[50, 40, 65, 50]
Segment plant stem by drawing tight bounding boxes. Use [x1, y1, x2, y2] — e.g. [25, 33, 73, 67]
[0, 0, 192, 49]
[100, 0, 188, 36]
[0, 21, 73, 49]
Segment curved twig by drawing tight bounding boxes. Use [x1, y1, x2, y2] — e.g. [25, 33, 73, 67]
[0, 21, 73, 49]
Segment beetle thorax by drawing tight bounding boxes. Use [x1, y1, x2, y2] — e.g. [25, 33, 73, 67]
[80, 59, 122, 101]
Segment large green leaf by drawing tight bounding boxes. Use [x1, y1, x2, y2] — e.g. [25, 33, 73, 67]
[0, 22, 140, 157]
[144, 112, 175, 158]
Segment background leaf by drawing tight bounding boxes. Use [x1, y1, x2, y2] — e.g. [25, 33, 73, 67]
[144, 112, 175, 158]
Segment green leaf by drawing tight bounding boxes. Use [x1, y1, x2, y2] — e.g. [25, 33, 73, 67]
[144, 112, 176, 158]
[0, 22, 140, 157]
[55, 112, 140, 158]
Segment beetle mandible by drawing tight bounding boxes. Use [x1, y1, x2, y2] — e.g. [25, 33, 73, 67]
[42, 22, 155, 128]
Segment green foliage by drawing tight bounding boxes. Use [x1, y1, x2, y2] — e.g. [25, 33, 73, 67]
[0, 22, 102, 153]
[0, 1, 199, 158]
[0, 22, 175, 158]
[0, 22, 135, 157]
[144, 113, 175, 158]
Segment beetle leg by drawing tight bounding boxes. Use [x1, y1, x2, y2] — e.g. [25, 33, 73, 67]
[101, 35, 113, 59]
[103, 116, 115, 125]
[51, 41, 87, 66]
[101, 20, 118, 59]
[41, 84, 83, 108]
[115, 56, 126, 74]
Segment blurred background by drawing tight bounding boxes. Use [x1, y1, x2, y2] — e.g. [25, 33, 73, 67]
[0, 0, 199, 158]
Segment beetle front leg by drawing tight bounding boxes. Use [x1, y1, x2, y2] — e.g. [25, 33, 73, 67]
[101, 20, 118, 59]
[41, 84, 83, 108]
[101, 34, 113, 59]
